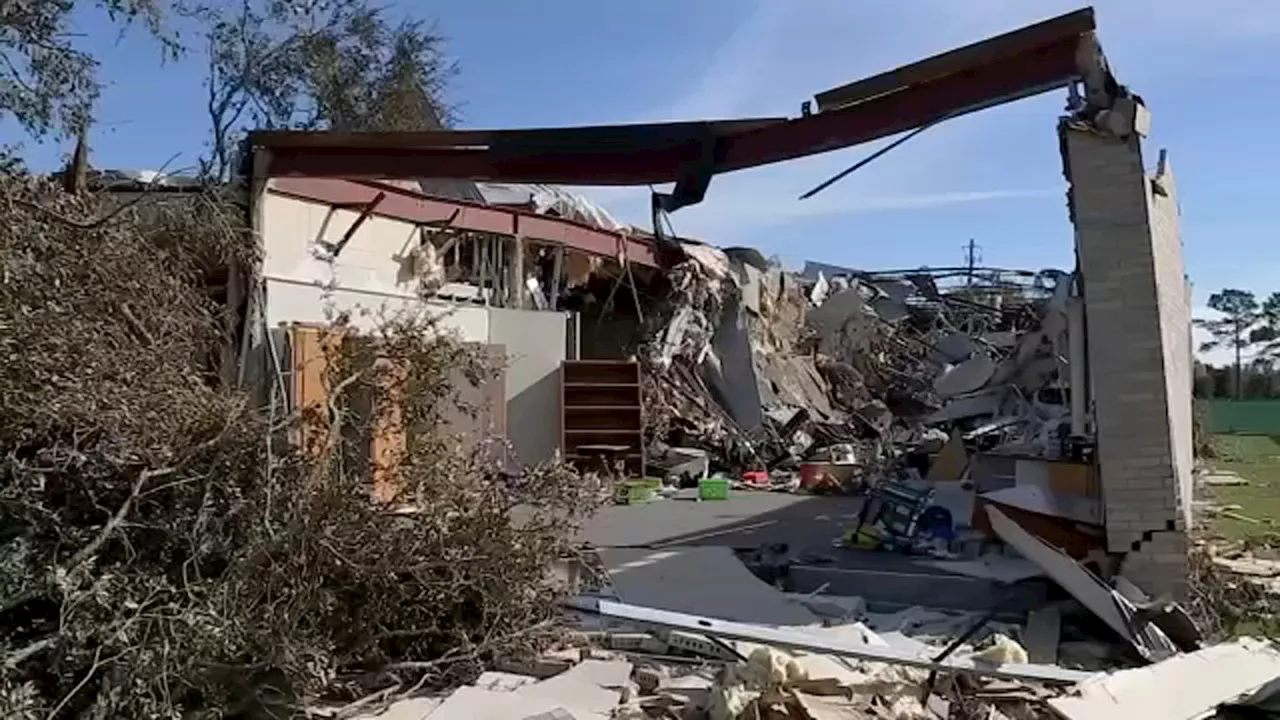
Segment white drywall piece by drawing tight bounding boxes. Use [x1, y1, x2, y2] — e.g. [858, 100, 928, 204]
[935, 353, 996, 398]
[985, 507, 1175, 660]
[1049, 638, 1280, 720]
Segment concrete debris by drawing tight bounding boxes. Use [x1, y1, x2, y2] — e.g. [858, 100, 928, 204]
[351, 562, 1274, 720]
[567, 597, 1091, 684]
[638, 245, 1088, 510]
[442, 595, 1280, 720]
[987, 506, 1180, 662]
[1201, 471, 1249, 487]
[1048, 638, 1280, 720]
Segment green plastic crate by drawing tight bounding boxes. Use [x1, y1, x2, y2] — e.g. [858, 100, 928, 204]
[698, 477, 730, 501]
[615, 481, 655, 505]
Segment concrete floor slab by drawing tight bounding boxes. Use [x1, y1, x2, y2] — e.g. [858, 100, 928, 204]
[580, 493, 863, 551]
[598, 546, 819, 626]
[581, 493, 1051, 616]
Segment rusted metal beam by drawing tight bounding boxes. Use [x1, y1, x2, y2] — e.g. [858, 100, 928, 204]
[251, 118, 784, 153]
[813, 8, 1095, 112]
[256, 11, 1096, 186]
[269, 177, 660, 268]
[719, 37, 1083, 171]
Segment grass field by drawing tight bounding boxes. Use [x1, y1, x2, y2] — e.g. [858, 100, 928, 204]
[1207, 434, 1280, 542]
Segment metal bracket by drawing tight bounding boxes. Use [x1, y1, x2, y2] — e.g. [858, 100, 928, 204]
[651, 132, 721, 247]
[319, 191, 387, 259]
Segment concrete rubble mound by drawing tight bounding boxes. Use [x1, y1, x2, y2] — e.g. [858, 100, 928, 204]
[640, 244, 1084, 492]
[354, 597, 1280, 720]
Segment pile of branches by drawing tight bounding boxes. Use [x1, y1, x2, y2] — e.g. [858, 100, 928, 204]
[1186, 543, 1280, 642]
[0, 178, 599, 718]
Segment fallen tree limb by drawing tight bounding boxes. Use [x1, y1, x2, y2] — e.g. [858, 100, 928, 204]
[4, 636, 57, 669]
[65, 466, 174, 574]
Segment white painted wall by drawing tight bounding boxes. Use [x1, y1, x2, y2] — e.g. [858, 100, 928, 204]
[258, 189, 568, 465]
[260, 190, 489, 340]
[489, 307, 568, 465]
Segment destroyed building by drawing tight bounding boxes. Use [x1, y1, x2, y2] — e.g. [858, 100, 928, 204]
[239, 7, 1193, 603]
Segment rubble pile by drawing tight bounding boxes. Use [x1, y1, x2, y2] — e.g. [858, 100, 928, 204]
[640, 244, 1085, 488]
[352, 603, 1280, 720]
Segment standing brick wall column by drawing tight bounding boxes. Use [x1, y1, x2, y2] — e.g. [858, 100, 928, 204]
[1061, 114, 1193, 600]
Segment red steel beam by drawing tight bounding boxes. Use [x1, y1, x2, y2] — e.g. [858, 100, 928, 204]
[270, 177, 659, 267]
[719, 36, 1082, 171]
[813, 8, 1095, 112]
[259, 11, 1094, 184]
[264, 40, 1083, 183]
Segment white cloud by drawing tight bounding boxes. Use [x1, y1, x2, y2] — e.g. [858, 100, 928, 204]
[587, 182, 1060, 238]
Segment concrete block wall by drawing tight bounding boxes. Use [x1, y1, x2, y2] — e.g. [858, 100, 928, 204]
[1149, 158, 1196, 532]
[1062, 122, 1193, 598]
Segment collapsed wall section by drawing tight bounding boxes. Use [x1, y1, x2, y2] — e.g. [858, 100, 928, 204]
[1061, 108, 1194, 599]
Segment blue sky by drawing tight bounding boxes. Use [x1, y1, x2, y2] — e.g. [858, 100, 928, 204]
[12, 0, 1279, 362]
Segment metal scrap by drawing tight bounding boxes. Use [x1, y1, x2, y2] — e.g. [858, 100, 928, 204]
[637, 243, 1087, 485]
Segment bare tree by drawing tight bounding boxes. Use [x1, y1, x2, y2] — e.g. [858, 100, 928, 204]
[0, 0, 178, 140]
[187, 0, 456, 180]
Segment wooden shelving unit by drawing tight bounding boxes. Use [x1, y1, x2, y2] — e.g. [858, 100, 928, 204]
[561, 360, 645, 477]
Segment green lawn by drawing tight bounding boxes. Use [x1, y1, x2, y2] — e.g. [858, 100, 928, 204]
[1207, 434, 1280, 543]
[1204, 434, 1280, 638]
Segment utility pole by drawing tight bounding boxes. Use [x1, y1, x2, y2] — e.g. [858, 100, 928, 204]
[962, 239, 982, 287]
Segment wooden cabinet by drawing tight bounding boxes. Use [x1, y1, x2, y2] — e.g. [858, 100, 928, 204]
[561, 360, 645, 477]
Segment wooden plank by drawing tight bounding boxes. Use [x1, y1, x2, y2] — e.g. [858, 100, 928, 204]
[371, 357, 407, 502]
[291, 325, 338, 454]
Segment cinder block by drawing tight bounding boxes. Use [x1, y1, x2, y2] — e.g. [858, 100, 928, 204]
[1065, 120, 1192, 582]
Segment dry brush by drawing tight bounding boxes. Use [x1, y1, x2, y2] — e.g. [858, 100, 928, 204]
[0, 177, 599, 718]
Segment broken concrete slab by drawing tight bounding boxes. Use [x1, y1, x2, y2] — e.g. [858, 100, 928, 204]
[424, 686, 604, 720]
[807, 287, 865, 334]
[597, 546, 819, 626]
[357, 697, 444, 720]
[518, 661, 627, 716]
[549, 659, 633, 689]
[986, 506, 1177, 662]
[1048, 638, 1280, 720]
[475, 672, 538, 692]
